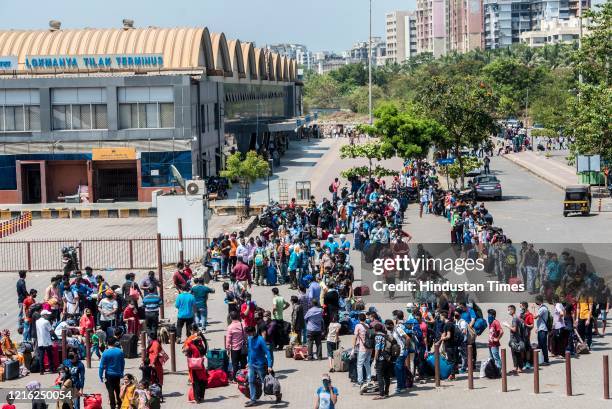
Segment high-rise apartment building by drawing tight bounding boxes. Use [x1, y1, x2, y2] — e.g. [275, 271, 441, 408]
[483, 0, 589, 49]
[447, 0, 484, 53]
[386, 11, 413, 63]
[416, 0, 448, 57]
[404, 13, 419, 59]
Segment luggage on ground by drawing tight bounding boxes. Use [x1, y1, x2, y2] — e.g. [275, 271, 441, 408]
[83, 394, 102, 409]
[293, 345, 308, 360]
[236, 368, 262, 399]
[206, 348, 229, 371]
[332, 347, 349, 372]
[207, 368, 229, 388]
[481, 358, 501, 379]
[425, 354, 451, 380]
[285, 345, 294, 359]
[3, 359, 19, 380]
[120, 333, 138, 359]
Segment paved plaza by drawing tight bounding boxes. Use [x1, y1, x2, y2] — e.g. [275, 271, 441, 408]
[0, 140, 611, 408]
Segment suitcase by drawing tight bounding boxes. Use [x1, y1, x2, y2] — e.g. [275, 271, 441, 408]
[3, 359, 19, 381]
[120, 333, 139, 359]
[207, 369, 229, 388]
[206, 348, 229, 371]
[348, 354, 368, 383]
[44, 342, 61, 371]
[354, 285, 370, 297]
[83, 393, 102, 409]
[293, 345, 308, 360]
[284, 345, 293, 359]
[332, 347, 349, 372]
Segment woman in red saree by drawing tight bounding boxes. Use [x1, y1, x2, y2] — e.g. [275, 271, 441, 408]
[184, 324, 208, 403]
[147, 334, 167, 388]
[123, 300, 141, 335]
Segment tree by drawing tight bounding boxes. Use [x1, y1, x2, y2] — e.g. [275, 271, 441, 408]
[416, 76, 498, 187]
[220, 151, 270, 197]
[339, 142, 394, 180]
[344, 85, 384, 113]
[366, 102, 447, 160]
[568, 1, 612, 161]
[303, 73, 341, 109]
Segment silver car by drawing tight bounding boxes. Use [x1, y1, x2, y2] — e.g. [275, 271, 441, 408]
[470, 175, 502, 200]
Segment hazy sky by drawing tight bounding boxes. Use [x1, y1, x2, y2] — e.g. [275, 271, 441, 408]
[0, 0, 416, 52]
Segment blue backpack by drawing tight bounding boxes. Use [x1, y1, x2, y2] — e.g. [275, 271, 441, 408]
[404, 318, 424, 345]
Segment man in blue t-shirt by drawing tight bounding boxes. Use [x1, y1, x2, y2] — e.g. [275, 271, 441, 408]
[175, 288, 196, 343]
[191, 277, 215, 330]
[315, 374, 338, 409]
[323, 236, 339, 254]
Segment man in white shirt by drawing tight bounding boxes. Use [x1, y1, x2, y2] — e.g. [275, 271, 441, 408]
[98, 290, 118, 335]
[36, 310, 55, 375]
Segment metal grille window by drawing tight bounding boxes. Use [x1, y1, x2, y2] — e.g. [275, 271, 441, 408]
[119, 102, 174, 129]
[52, 104, 107, 130]
[0, 105, 41, 132]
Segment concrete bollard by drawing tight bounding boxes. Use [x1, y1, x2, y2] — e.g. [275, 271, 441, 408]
[170, 332, 177, 372]
[434, 343, 441, 387]
[141, 332, 147, 361]
[604, 355, 609, 400]
[565, 351, 572, 396]
[501, 348, 507, 392]
[533, 349, 540, 394]
[468, 344, 474, 390]
[61, 329, 67, 362]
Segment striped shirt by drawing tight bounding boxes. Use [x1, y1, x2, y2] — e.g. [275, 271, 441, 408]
[143, 294, 161, 313]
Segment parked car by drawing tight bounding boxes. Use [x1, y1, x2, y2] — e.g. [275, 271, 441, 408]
[469, 175, 502, 200]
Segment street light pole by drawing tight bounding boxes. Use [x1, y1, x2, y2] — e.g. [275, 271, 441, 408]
[368, 0, 373, 125]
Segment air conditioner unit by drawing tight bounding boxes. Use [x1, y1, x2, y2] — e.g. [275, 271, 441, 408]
[185, 179, 206, 196]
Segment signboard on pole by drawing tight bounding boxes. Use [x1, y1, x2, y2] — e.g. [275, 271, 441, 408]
[437, 158, 456, 166]
[577, 155, 601, 173]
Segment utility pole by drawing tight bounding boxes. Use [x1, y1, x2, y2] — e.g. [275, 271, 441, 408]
[578, 0, 583, 89]
[368, 0, 373, 125]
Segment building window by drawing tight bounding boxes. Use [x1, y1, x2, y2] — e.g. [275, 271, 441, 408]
[52, 104, 107, 130]
[119, 102, 174, 129]
[0, 105, 41, 132]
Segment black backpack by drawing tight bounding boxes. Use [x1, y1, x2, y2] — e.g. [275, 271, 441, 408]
[328, 184, 334, 193]
[361, 324, 376, 350]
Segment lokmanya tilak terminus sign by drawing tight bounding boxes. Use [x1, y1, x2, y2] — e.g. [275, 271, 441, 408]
[0, 54, 164, 70]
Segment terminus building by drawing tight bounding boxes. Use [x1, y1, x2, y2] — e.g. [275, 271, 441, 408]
[0, 20, 302, 204]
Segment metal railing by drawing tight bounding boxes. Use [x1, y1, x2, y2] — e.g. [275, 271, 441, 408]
[0, 236, 209, 272]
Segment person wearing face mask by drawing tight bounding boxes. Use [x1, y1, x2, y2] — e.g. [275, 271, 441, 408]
[79, 308, 95, 337]
[503, 305, 525, 375]
[487, 309, 503, 369]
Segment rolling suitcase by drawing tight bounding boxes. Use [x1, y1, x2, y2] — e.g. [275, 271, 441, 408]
[120, 333, 139, 359]
[332, 347, 349, 372]
[3, 359, 19, 380]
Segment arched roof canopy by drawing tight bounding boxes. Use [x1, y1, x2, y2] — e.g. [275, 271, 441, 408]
[210, 32, 232, 77]
[0, 27, 217, 72]
[272, 53, 282, 82]
[227, 39, 245, 79]
[254, 48, 267, 80]
[281, 56, 290, 82]
[266, 52, 275, 81]
[241, 42, 257, 80]
[289, 59, 296, 81]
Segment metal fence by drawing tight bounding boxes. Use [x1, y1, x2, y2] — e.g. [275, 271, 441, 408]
[0, 236, 209, 272]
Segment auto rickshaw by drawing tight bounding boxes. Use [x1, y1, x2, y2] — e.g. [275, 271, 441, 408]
[563, 185, 591, 217]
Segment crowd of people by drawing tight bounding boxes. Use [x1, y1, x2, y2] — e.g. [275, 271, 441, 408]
[5, 152, 611, 408]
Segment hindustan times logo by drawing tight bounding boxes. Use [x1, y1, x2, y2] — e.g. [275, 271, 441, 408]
[372, 255, 485, 276]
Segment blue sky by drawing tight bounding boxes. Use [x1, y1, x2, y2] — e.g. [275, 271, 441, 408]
[0, 0, 416, 52]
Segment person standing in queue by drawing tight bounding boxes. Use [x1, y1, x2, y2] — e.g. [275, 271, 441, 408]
[99, 336, 125, 409]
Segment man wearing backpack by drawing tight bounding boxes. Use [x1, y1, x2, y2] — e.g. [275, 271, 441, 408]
[535, 296, 550, 365]
[351, 313, 372, 386]
[390, 318, 410, 394]
[372, 322, 393, 400]
[253, 241, 267, 286]
[436, 311, 458, 380]
[457, 310, 476, 373]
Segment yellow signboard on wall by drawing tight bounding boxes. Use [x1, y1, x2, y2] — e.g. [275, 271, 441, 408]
[92, 147, 137, 161]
